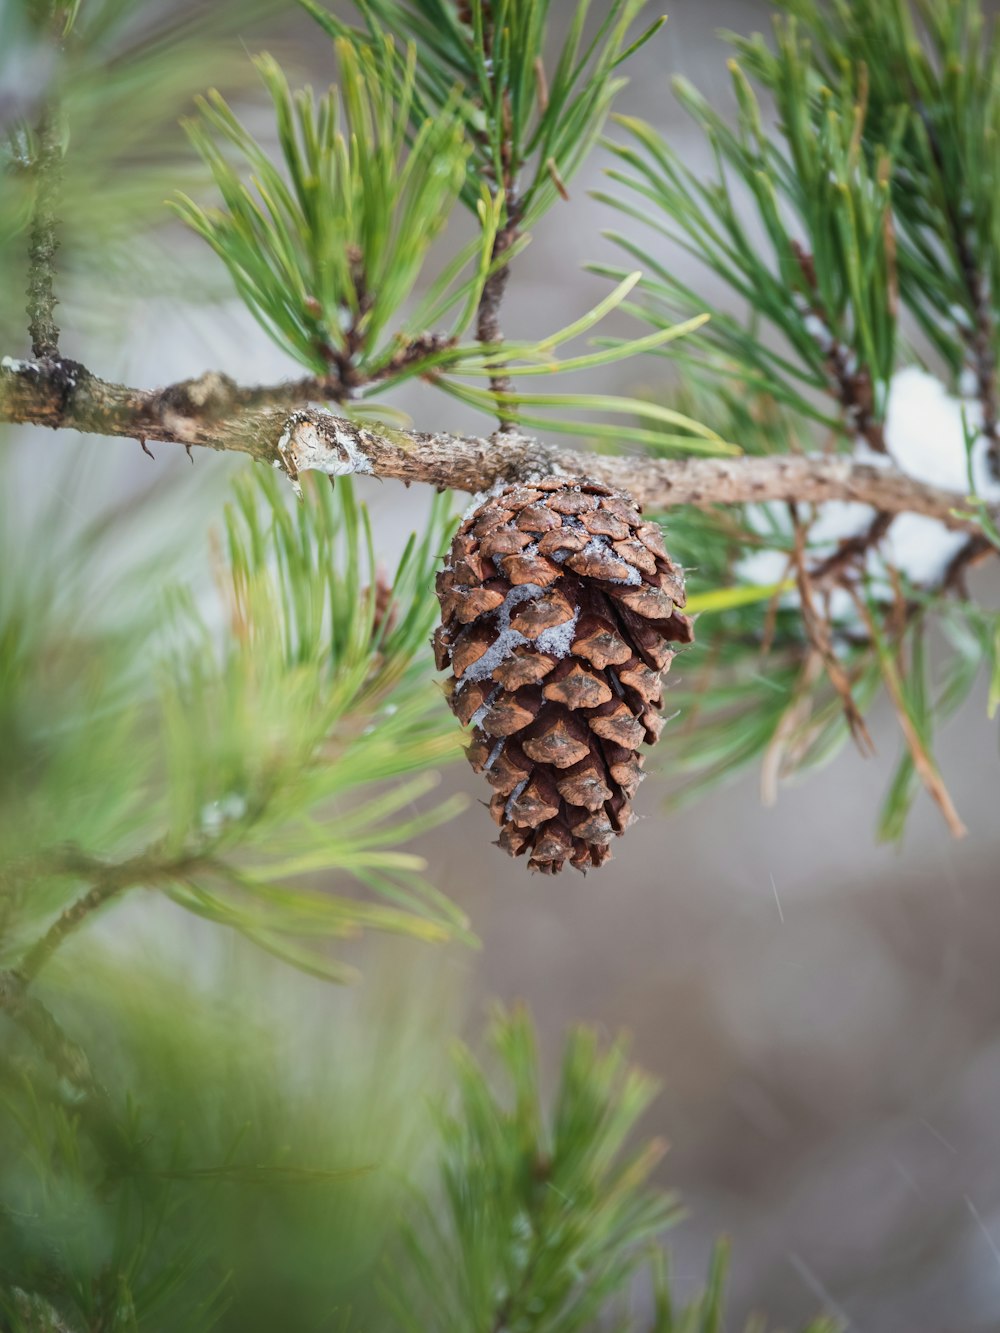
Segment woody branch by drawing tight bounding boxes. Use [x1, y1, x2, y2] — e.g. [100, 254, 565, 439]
[1, 356, 994, 536]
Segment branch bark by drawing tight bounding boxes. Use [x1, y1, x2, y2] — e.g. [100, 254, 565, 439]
[468, 3, 521, 431]
[790, 240, 886, 454]
[476, 196, 520, 428]
[26, 104, 64, 359]
[1, 356, 996, 537]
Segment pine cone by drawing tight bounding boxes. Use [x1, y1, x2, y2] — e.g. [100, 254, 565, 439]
[434, 478, 693, 873]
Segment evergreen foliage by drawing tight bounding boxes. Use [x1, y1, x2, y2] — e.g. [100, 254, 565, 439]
[0, 0, 284, 338]
[176, 5, 720, 443]
[594, 2, 1000, 834]
[0, 958, 837, 1333]
[0, 461, 469, 984]
[299, 0, 662, 226]
[175, 38, 474, 377]
[3, 0, 999, 1324]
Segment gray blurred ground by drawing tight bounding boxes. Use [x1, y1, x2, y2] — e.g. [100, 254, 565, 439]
[12, 1, 1000, 1328]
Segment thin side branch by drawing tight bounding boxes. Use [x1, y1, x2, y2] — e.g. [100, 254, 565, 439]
[0, 969, 100, 1093]
[811, 511, 895, 583]
[848, 589, 967, 839]
[791, 241, 886, 454]
[16, 845, 206, 986]
[916, 105, 1000, 477]
[468, 4, 521, 431]
[790, 508, 874, 756]
[26, 104, 64, 359]
[956, 238, 1000, 476]
[476, 197, 520, 426]
[1, 357, 996, 537]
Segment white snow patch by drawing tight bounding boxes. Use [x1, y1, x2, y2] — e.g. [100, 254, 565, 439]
[884, 365, 1000, 498]
[576, 536, 643, 585]
[821, 586, 863, 626]
[873, 366, 1000, 582]
[802, 313, 835, 353]
[200, 792, 248, 837]
[534, 606, 581, 657]
[505, 778, 529, 821]
[808, 500, 875, 546]
[734, 548, 793, 590]
[879, 514, 967, 586]
[460, 584, 544, 686]
[458, 582, 579, 697]
[1, 356, 32, 373]
[460, 477, 509, 524]
[483, 739, 504, 772]
[469, 685, 500, 730]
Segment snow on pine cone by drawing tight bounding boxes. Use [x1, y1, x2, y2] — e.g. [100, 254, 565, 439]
[433, 478, 694, 874]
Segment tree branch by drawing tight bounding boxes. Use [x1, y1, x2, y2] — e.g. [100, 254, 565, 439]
[15, 845, 203, 985]
[810, 511, 895, 584]
[791, 240, 886, 454]
[1, 355, 995, 538]
[0, 969, 100, 1093]
[955, 236, 999, 476]
[476, 196, 520, 428]
[848, 589, 967, 839]
[26, 103, 64, 359]
[916, 104, 1000, 478]
[466, 4, 521, 432]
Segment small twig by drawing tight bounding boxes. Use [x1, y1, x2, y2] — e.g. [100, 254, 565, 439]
[464, 3, 522, 434]
[916, 104, 1000, 478]
[17, 882, 124, 986]
[791, 241, 886, 454]
[811, 510, 894, 583]
[0, 969, 98, 1093]
[941, 533, 996, 598]
[848, 588, 967, 838]
[25, 103, 64, 359]
[790, 509, 875, 755]
[476, 195, 521, 430]
[17, 845, 203, 985]
[0, 967, 137, 1164]
[760, 648, 824, 805]
[757, 549, 795, 659]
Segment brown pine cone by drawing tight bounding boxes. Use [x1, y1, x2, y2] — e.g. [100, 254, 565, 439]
[434, 477, 693, 874]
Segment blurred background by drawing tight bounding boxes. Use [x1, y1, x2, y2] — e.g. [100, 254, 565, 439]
[4, 1, 1000, 1328]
